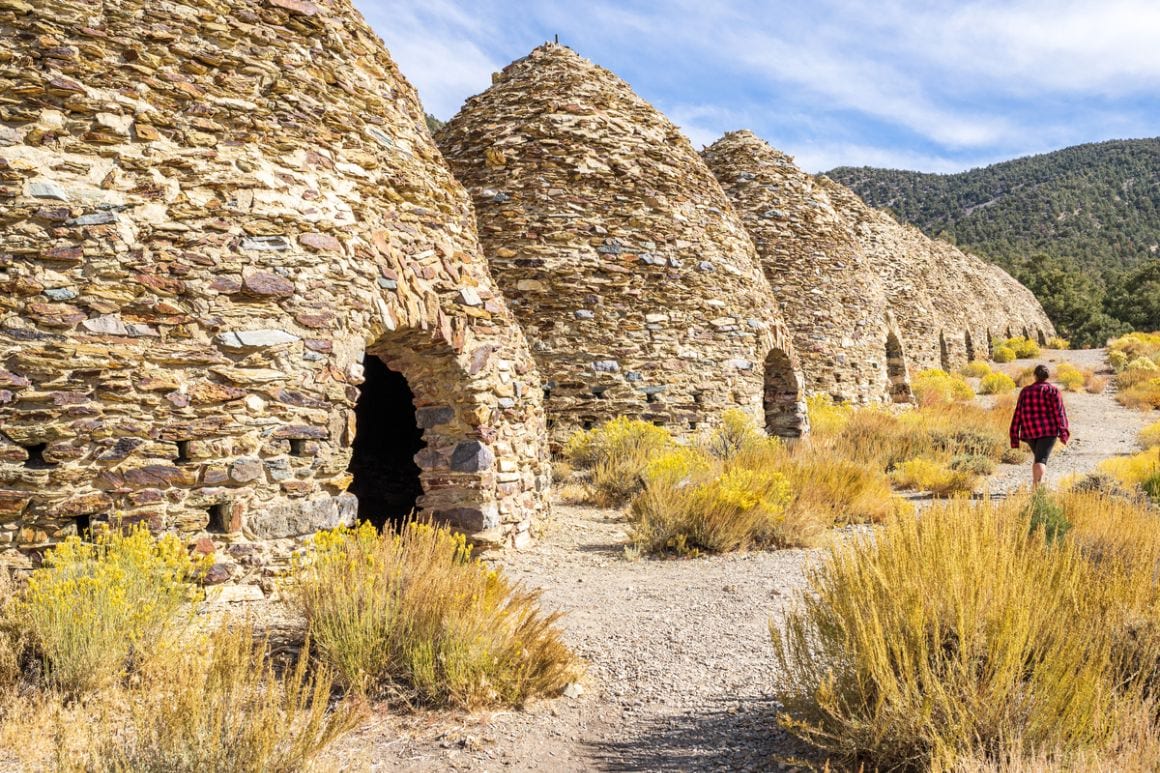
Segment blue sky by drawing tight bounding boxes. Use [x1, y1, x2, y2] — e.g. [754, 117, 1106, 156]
[360, 0, 1160, 173]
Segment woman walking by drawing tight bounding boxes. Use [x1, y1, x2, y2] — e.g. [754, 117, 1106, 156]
[1009, 364, 1070, 488]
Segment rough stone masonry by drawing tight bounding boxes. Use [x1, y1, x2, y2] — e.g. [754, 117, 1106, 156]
[437, 44, 809, 446]
[0, 0, 551, 570]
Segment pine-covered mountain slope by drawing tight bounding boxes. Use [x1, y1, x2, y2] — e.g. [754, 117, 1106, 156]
[828, 139, 1160, 343]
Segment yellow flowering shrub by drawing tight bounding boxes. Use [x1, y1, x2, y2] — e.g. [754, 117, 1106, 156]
[1139, 420, 1160, 449]
[1098, 447, 1160, 488]
[1108, 350, 1128, 371]
[10, 526, 206, 694]
[562, 416, 671, 469]
[993, 345, 1016, 363]
[1002, 337, 1041, 359]
[959, 359, 992, 378]
[978, 372, 1017, 395]
[806, 393, 853, 437]
[704, 408, 764, 459]
[912, 369, 974, 406]
[295, 520, 575, 708]
[1046, 336, 1070, 350]
[564, 417, 674, 506]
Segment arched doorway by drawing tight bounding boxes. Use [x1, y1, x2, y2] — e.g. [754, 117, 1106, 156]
[763, 348, 806, 438]
[1037, 329, 1047, 346]
[964, 330, 975, 361]
[347, 355, 424, 529]
[986, 330, 994, 357]
[1022, 326, 1030, 340]
[939, 331, 950, 372]
[886, 331, 912, 403]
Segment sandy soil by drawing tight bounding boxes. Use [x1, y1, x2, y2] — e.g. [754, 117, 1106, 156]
[320, 348, 1154, 772]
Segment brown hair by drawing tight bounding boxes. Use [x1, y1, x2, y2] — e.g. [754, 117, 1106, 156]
[1034, 364, 1050, 382]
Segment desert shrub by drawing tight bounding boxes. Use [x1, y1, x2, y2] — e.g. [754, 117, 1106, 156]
[295, 521, 574, 707]
[959, 359, 992, 378]
[1004, 336, 1041, 359]
[629, 448, 806, 555]
[1109, 349, 1129, 371]
[1056, 362, 1089, 391]
[564, 417, 674, 506]
[1109, 331, 1160, 363]
[1141, 421, 1160, 449]
[94, 623, 363, 773]
[979, 372, 1017, 395]
[993, 345, 1016, 363]
[912, 369, 974, 406]
[704, 407, 764, 460]
[9, 526, 205, 694]
[1128, 357, 1159, 374]
[1119, 380, 1160, 410]
[0, 574, 18, 689]
[779, 447, 908, 526]
[1026, 489, 1071, 543]
[890, 456, 977, 495]
[805, 393, 852, 437]
[771, 500, 1118, 769]
[950, 454, 996, 476]
[1098, 447, 1160, 491]
[563, 416, 671, 470]
[1086, 374, 1109, 394]
[1014, 366, 1038, 387]
[1047, 336, 1071, 350]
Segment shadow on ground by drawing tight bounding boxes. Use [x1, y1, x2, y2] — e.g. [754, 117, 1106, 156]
[586, 697, 819, 772]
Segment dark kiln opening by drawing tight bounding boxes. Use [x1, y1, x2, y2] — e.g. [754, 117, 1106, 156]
[939, 331, 950, 372]
[763, 348, 805, 438]
[347, 355, 425, 530]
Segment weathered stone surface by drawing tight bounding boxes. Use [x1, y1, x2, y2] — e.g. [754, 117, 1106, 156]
[704, 132, 907, 403]
[0, 0, 551, 564]
[438, 44, 808, 443]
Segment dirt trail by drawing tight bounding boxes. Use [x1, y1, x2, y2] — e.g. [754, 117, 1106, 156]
[328, 348, 1151, 772]
[987, 348, 1150, 495]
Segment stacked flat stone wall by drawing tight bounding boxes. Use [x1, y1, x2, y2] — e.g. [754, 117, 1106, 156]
[0, 0, 550, 568]
[704, 131, 907, 404]
[437, 45, 807, 445]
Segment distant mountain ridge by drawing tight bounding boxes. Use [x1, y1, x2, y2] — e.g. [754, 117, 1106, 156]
[827, 138, 1160, 343]
[827, 138, 1160, 272]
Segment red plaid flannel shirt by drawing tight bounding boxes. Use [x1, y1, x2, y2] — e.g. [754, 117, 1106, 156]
[1009, 381, 1070, 448]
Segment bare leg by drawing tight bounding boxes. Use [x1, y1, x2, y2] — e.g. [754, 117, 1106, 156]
[1032, 462, 1046, 488]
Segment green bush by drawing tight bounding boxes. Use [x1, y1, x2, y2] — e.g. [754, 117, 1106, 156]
[1027, 489, 1071, 543]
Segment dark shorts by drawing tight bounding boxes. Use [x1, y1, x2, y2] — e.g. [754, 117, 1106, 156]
[1025, 436, 1057, 465]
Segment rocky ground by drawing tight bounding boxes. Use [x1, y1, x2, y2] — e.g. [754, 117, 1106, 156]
[321, 348, 1155, 771]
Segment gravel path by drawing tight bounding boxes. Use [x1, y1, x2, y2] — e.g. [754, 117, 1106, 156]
[986, 348, 1150, 495]
[325, 348, 1152, 771]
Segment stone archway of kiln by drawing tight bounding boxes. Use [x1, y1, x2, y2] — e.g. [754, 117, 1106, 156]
[885, 329, 913, 403]
[763, 347, 807, 438]
[345, 328, 497, 533]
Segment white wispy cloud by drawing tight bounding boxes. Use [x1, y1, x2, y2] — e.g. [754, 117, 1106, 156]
[359, 0, 1160, 171]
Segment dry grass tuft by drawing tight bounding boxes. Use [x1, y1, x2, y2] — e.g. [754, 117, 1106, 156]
[773, 491, 1160, 771]
[890, 456, 977, 494]
[294, 520, 576, 708]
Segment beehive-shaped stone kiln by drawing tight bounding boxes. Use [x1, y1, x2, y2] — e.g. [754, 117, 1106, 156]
[817, 174, 1056, 371]
[437, 44, 807, 443]
[704, 131, 912, 404]
[0, 0, 551, 562]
